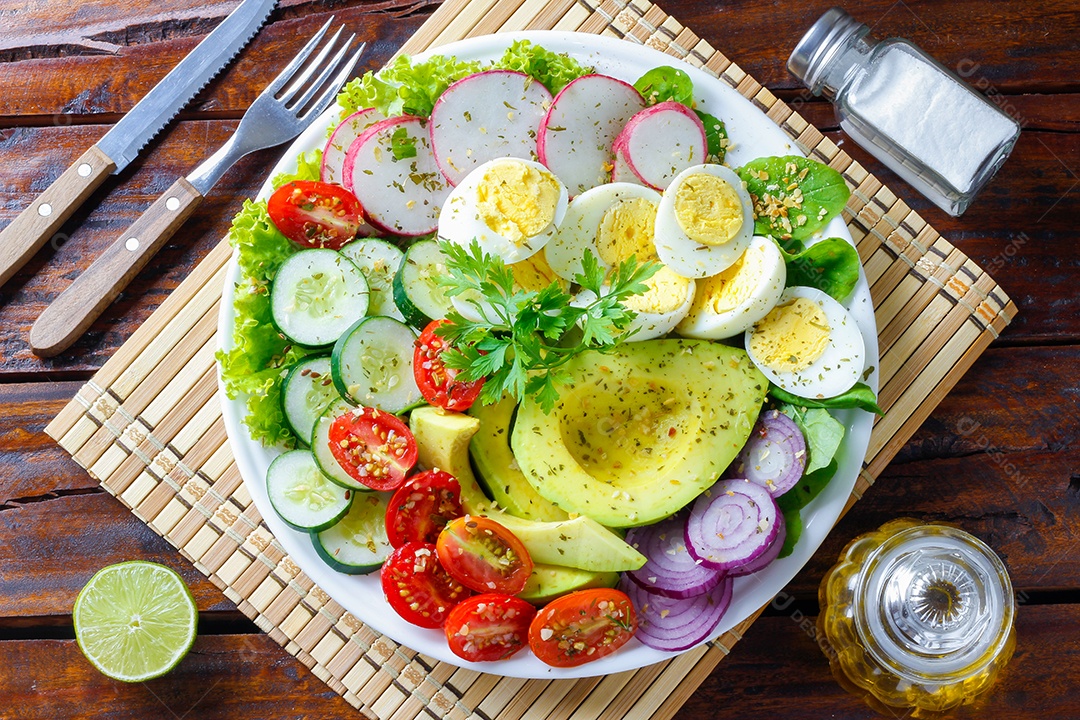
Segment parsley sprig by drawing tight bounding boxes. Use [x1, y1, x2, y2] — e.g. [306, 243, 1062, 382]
[435, 240, 659, 413]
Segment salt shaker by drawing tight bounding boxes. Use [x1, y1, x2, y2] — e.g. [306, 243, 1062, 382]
[788, 8, 1021, 216]
[819, 519, 1016, 716]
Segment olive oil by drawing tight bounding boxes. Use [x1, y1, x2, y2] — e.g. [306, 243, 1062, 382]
[819, 519, 1015, 717]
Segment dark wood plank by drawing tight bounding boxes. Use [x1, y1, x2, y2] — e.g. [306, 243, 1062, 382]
[2, 604, 1076, 719]
[0, 634, 357, 719]
[0, 492, 235, 618]
[0, 1, 435, 122]
[683, 603, 1080, 719]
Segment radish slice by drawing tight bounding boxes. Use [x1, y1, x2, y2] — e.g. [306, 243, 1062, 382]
[322, 108, 388, 185]
[344, 116, 451, 237]
[619, 574, 733, 652]
[614, 101, 707, 190]
[429, 70, 552, 186]
[625, 512, 725, 599]
[685, 478, 780, 571]
[538, 74, 646, 196]
[730, 512, 786, 577]
[727, 409, 807, 497]
[610, 143, 643, 185]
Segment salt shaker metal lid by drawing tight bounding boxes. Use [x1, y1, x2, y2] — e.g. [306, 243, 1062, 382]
[787, 8, 867, 99]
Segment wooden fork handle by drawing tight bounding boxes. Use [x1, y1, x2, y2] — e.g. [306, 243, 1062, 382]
[0, 146, 116, 288]
[29, 177, 203, 357]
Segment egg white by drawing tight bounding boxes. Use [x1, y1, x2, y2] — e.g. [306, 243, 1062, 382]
[744, 286, 866, 399]
[545, 183, 662, 282]
[654, 164, 754, 278]
[437, 157, 568, 265]
[676, 235, 786, 340]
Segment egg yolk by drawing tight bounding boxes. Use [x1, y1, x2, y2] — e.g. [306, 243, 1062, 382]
[623, 265, 691, 314]
[673, 173, 744, 246]
[475, 161, 560, 245]
[692, 243, 767, 316]
[597, 198, 659, 266]
[749, 297, 831, 373]
[511, 249, 569, 293]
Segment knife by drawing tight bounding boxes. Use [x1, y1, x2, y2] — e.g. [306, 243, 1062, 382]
[0, 0, 278, 289]
[28, 21, 363, 358]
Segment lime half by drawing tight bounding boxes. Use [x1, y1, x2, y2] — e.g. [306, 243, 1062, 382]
[73, 561, 198, 682]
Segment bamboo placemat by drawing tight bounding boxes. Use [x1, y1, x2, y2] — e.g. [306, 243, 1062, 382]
[46, 0, 1016, 717]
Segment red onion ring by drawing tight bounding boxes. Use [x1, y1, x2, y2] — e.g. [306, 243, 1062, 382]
[685, 478, 780, 570]
[626, 512, 725, 599]
[619, 574, 733, 652]
[727, 409, 806, 497]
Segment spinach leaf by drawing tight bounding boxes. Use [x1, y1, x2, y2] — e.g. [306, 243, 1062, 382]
[633, 66, 694, 106]
[777, 459, 839, 514]
[695, 110, 729, 163]
[778, 505, 803, 558]
[780, 404, 845, 474]
[781, 237, 861, 302]
[738, 156, 851, 241]
[770, 382, 884, 415]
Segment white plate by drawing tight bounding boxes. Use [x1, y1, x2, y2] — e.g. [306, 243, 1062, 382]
[218, 31, 879, 679]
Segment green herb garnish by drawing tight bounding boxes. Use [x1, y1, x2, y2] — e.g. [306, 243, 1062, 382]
[390, 126, 418, 160]
[435, 240, 659, 413]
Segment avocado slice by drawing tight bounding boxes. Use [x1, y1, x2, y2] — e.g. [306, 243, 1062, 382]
[468, 397, 569, 522]
[518, 564, 618, 605]
[409, 406, 646, 572]
[511, 339, 767, 528]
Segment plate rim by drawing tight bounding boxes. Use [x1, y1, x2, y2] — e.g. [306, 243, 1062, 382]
[217, 29, 880, 679]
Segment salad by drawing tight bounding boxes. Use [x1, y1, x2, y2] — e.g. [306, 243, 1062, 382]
[218, 37, 881, 671]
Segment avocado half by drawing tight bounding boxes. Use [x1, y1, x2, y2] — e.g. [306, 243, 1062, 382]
[511, 339, 767, 528]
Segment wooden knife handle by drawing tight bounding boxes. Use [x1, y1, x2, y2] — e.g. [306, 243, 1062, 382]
[0, 146, 115, 287]
[29, 177, 203, 357]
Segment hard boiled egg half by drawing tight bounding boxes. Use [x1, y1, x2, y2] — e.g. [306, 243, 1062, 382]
[676, 235, 787, 340]
[438, 157, 568, 264]
[549, 182, 694, 341]
[654, 164, 754, 278]
[745, 286, 866, 399]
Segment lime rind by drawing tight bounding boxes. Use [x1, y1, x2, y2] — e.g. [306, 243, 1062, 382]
[73, 561, 198, 683]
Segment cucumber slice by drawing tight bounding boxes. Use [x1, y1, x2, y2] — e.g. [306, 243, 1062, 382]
[311, 398, 368, 491]
[392, 239, 455, 328]
[266, 450, 353, 532]
[310, 492, 394, 574]
[281, 356, 342, 445]
[331, 316, 422, 412]
[340, 238, 406, 321]
[270, 249, 370, 347]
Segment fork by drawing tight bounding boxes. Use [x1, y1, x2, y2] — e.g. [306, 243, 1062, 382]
[29, 19, 365, 357]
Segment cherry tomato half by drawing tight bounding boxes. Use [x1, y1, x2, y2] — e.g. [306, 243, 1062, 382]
[385, 470, 463, 548]
[528, 588, 638, 668]
[328, 406, 417, 491]
[267, 180, 363, 249]
[436, 516, 533, 595]
[444, 594, 537, 662]
[381, 542, 471, 628]
[413, 319, 485, 412]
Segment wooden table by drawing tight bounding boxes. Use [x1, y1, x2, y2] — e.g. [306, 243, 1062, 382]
[1, 1, 1076, 717]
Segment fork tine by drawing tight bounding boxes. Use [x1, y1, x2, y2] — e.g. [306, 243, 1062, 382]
[279, 25, 345, 104]
[289, 33, 356, 111]
[300, 43, 366, 120]
[264, 16, 334, 95]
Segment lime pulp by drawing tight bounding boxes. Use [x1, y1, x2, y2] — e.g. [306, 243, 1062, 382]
[73, 561, 198, 682]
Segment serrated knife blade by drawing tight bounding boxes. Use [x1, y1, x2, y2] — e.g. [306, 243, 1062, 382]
[0, 0, 277, 289]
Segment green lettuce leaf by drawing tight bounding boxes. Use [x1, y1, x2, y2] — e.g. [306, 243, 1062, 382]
[216, 200, 310, 447]
[780, 237, 861, 303]
[336, 53, 484, 119]
[738, 156, 851, 242]
[496, 39, 590, 94]
[271, 148, 323, 189]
